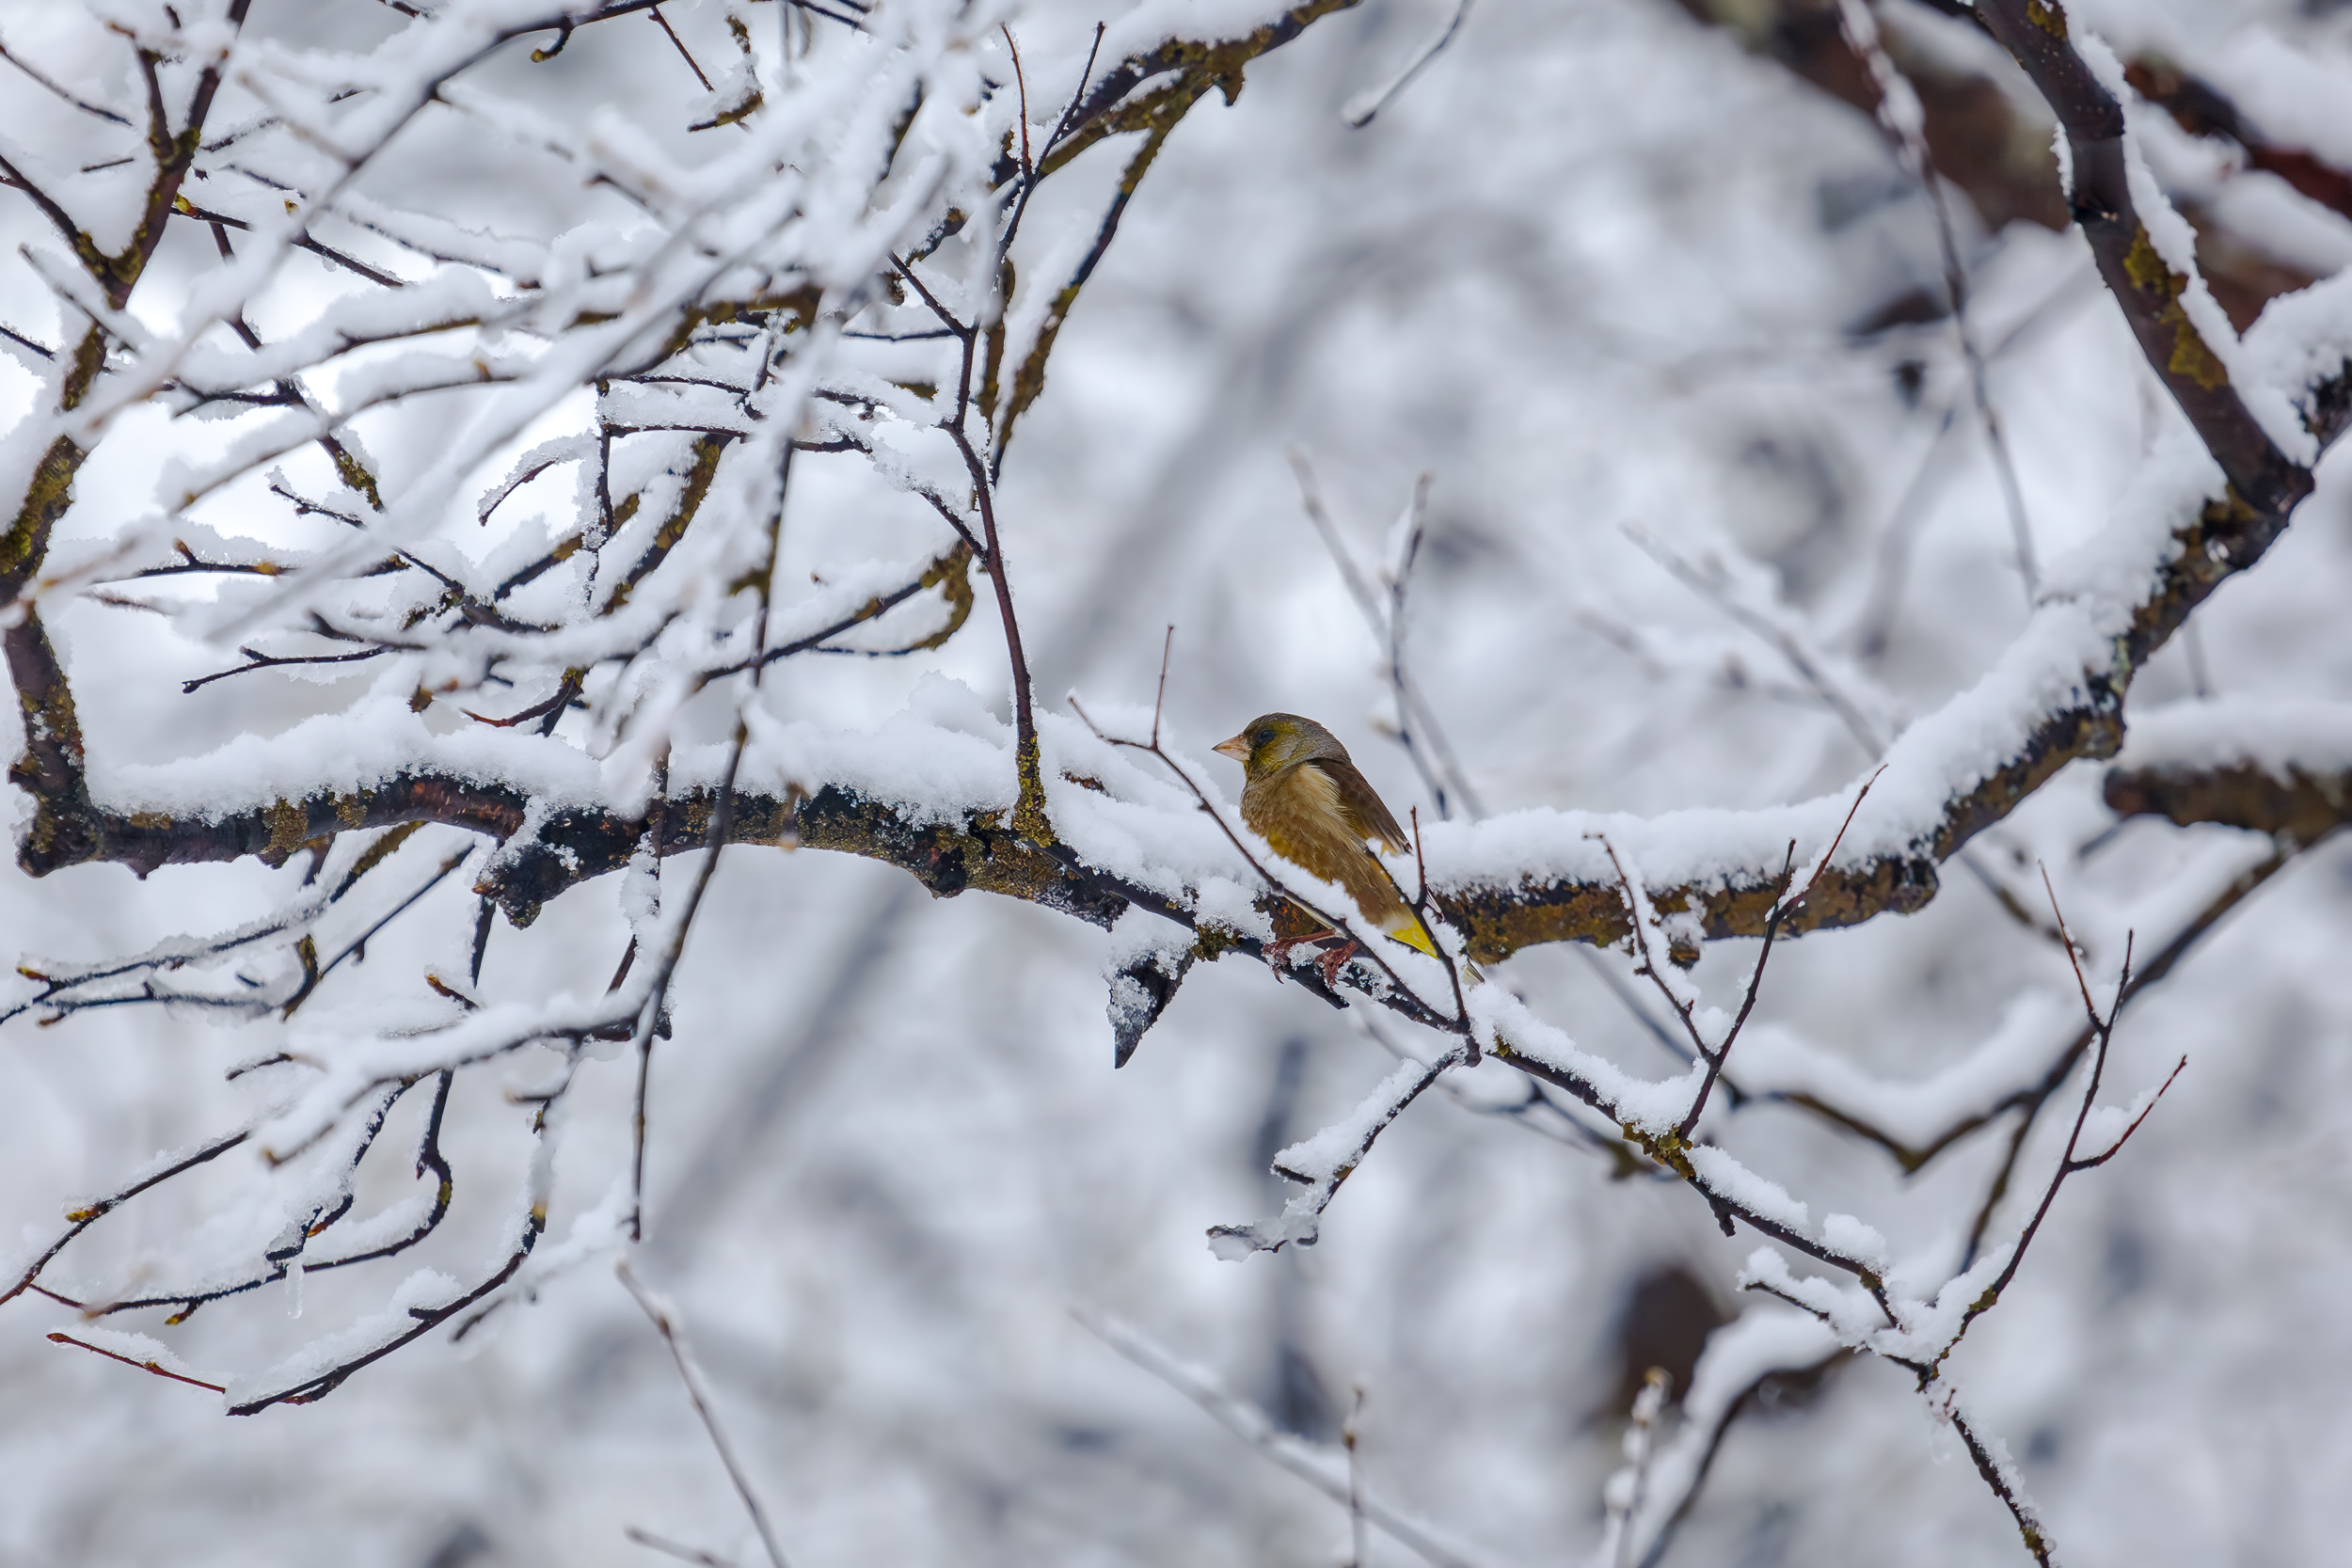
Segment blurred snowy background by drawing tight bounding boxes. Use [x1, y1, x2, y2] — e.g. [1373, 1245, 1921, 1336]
[5, 1, 2352, 1564]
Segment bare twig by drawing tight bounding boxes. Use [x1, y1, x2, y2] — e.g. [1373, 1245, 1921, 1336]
[1343, 1384, 1370, 1568]
[1074, 1307, 1487, 1568]
[1942, 877, 2164, 1356]
[1343, 0, 1474, 128]
[1286, 451, 1484, 818]
[648, 5, 717, 91]
[627, 1526, 737, 1568]
[617, 1259, 790, 1568]
[46, 1331, 225, 1394]
[1836, 0, 2037, 599]
[1630, 529, 1890, 759]
[1676, 769, 1881, 1138]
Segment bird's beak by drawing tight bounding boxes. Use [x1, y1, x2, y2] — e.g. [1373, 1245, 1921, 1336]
[1212, 733, 1250, 762]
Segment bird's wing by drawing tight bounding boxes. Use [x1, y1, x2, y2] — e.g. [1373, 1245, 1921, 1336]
[1314, 758, 1410, 852]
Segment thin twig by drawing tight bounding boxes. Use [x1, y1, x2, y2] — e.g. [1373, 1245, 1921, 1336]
[183, 644, 389, 693]
[1836, 0, 2037, 600]
[648, 5, 717, 91]
[1676, 769, 1881, 1139]
[1943, 874, 2152, 1356]
[626, 1526, 737, 1568]
[1343, 1384, 1370, 1568]
[1287, 451, 1484, 817]
[1002, 25, 1032, 182]
[1629, 528, 1889, 759]
[617, 1259, 790, 1568]
[890, 250, 1050, 838]
[1947, 1399, 2055, 1567]
[1343, 0, 1474, 128]
[46, 1331, 226, 1393]
[3, 1131, 251, 1307]
[1074, 1307, 1486, 1568]
[997, 22, 1106, 264]
[0, 40, 133, 124]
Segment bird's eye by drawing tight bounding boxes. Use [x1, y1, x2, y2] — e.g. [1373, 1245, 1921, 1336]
[1253, 728, 1275, 746]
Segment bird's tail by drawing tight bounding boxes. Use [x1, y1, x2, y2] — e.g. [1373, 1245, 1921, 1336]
[1386, 916, 1486, 984]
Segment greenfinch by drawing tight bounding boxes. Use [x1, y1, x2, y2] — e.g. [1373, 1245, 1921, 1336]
[1213, 713, 1464, 984]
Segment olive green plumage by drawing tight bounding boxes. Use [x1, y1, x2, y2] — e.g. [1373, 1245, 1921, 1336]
[1213, 712, 1449, 965]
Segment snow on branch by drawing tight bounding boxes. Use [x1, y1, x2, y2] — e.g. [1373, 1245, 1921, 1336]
[4, 8, 2351, 1556]
[0, 0, 1374, 1412]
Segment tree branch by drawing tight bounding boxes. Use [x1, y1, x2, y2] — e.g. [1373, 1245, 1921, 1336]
[1976, 0, 2307, 519]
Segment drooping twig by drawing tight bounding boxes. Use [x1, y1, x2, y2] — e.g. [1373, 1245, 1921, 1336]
[629, 746, 672, 1243]
[626, 435, 791, 1242]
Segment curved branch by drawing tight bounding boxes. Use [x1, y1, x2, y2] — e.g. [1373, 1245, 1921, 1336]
[7, 5, 2349, 984]
[1976, 0, 2306, 516]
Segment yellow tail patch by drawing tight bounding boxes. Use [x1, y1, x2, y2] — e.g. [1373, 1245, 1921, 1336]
[1388, 921, 1441, 960]
[1383, 915, 1485, 982]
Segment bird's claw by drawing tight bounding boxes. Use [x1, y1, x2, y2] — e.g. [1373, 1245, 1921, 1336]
[1263, 928, 1360, 989]
[1262, 929, 1329, 980]
[1311, 940, 1360, 990]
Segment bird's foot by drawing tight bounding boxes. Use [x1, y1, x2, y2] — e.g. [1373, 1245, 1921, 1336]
[1311, 940, 1362, 990]
[1263, 928, 1339, 981]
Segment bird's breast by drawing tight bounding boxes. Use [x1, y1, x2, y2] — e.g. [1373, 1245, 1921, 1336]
[1242, 766, 1406, 924]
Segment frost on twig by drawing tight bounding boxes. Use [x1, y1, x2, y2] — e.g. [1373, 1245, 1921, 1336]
[1209, 1047, 1470, 1259]
[0, 0, 1386, 1408]
[1594, 1367, 1669, 1568]
[1619, 1310, 1845, 1568]
[5, 5, 2352, 1558]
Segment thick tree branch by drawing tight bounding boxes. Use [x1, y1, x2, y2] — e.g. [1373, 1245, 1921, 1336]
[2105, 756, 2352, 846]
[1977, 0, 2307, 517]
[3, 5, 2344, 1004]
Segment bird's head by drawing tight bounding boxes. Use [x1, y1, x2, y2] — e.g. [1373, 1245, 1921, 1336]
[1213, 713, 1343, 780]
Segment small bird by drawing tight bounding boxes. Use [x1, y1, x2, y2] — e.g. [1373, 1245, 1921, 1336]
[1213, 713, 1467, 987]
